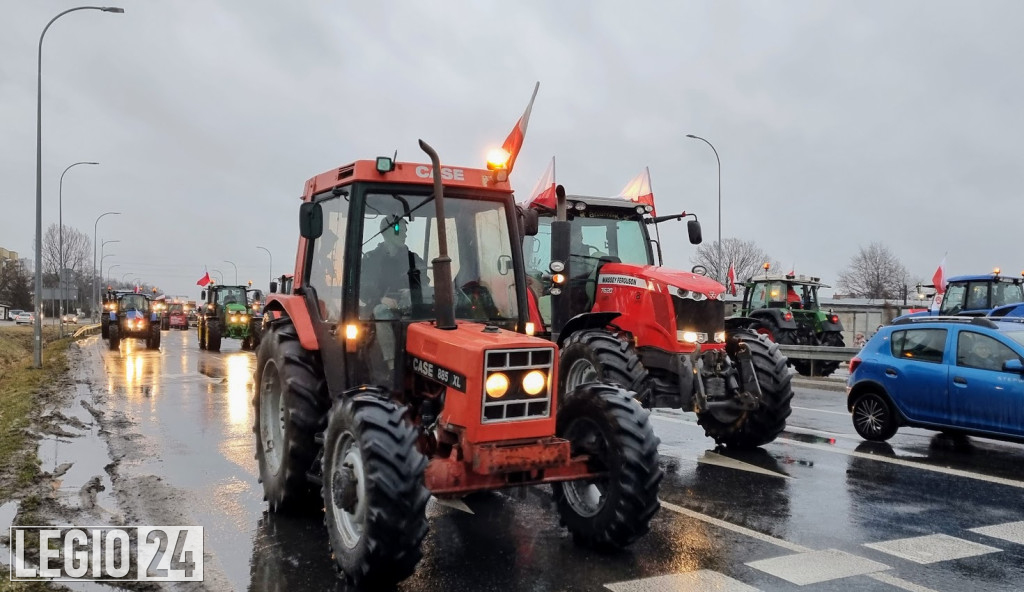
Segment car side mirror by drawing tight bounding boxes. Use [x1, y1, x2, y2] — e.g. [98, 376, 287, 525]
[269, 281, 278, 294]
[687, 219, 703, 245]
[201, 290, 206, 300]
[518, 207, 539, 237]
[299, 201, 323, 239]
[1003, 359, 1024, 374]
[252, 290, 264, 301]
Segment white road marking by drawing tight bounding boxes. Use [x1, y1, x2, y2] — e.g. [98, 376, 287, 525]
[970, 521, 1024, 545]
[746, 549, 889, 586]
[605, 570, 759, 592]
[660, 500, 810, 553]
[650, 414, 1024, 490]
[695, 450, 793, 479]
[866, 572, 942, 592]
[792, 405, 849, 416]
[864, 534, 1001, 564]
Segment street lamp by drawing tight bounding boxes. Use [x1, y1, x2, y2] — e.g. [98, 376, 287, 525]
[256, 246, 272, 287]
[122, 272, 135, 285]
[93, 211, 119, 318]
[33, 5, 124, 368]
[58, 161, 98, 335]
[223, 260, 238, 284]
[210, 269, 224, 284]
[686, 134, 722, 283]
[100, 239, 118, 311]
[107, 264, 120, 284]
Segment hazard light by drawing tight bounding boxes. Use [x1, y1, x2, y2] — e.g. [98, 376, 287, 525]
[486, 148, 511, 170]
[829, 314, 839, 324]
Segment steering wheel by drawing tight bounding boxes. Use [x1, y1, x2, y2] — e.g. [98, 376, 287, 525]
[691, 264, 708, 276]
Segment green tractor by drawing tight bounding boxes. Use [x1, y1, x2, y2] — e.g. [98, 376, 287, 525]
[731, 273, 845, 377]
[197, 284, 264, 352]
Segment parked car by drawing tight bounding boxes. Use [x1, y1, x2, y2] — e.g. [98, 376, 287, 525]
[14, 311, 34, 325]
[7, 309, 24, 321]
[847, 316, 1024, 443]
[62, 313, 79, 324]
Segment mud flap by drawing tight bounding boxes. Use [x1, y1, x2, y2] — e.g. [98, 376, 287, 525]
[733, 342, 763, 401]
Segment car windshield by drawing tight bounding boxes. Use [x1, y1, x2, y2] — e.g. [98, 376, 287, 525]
[357, 191, 519, 324]
[1003, 330, 1024, 348]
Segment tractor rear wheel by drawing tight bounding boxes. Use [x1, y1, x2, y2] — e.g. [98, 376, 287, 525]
[553, 383, 662, 549]
[806, 332, 844, 377]
[101, 318, 109, 339]
[699, 330, 793, 449]
[254, 320, 328, 512]
[559, 330, 651, 405]
[108, 325, 120, 351]
[322, 391, 429, 588]
[206, 322, 222, 352]
[148, 326, 161, 350]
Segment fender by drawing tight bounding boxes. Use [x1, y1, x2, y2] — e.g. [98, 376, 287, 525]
[725, 316, 762, 332]
[750, 309, 799, 330]
[263, 293, 319, 350]
[556, 312, 621, 348]
[989, 303, 1024, 318]
[108, 311, 117, 322]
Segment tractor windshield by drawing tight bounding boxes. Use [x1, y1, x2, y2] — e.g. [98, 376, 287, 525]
[941, 280, 1024, 314]
[358, 191, 519, 325]
[118, 294, 148, 312]
[527, 214, 651, 277]
[217, 287, 246, 306]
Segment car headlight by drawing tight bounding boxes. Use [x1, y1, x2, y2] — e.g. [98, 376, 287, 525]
[522, 370, 546, 395]
[485, 373, 510, 398]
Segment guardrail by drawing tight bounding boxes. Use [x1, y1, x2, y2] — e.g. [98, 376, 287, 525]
[776, 344, 861, 362]
[72, 323, 102, 338]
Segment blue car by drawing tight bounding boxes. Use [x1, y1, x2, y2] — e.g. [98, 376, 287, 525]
[847, 316, 1024, 443]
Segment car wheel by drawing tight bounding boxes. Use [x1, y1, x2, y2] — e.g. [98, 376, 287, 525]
[851, 392, 898, 441]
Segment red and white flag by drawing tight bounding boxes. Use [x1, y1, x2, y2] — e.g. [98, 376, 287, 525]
[617, 166, 656, 215]
[500, 82, 539, 174]
[932, 255, 947, 294]
[196, 271, 211, 287]
[727, 262, 737, 296]
[523, 156, 557, 209]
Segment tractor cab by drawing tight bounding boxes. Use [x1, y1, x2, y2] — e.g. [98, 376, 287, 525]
[895, 270, 1024, 321]
[198, 284, 262, 351]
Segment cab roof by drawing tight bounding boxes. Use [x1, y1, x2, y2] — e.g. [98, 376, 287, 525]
[303, 160, 513, 199]
[746, 274, 830, 287]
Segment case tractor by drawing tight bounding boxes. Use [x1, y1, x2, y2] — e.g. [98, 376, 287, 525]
[253, 142, 662, 588]
[197, 283, 264, 352]
[106, 291, 161, 351]
[730, 273, 845, 376]
[523, 189, 793, 449]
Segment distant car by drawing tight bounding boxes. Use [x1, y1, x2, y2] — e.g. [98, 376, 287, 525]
[14, 311, 34, 325]
[7, 309, 24, 321]
[847, 316, 1024, 444]
[62, 313, 78, 324]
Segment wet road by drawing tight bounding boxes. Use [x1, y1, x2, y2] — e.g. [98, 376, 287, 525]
[75, 331, 1024, 591]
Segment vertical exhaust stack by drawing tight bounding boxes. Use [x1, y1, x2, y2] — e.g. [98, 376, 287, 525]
[550, 185, 570, 341]
[418, 139, 457, 330]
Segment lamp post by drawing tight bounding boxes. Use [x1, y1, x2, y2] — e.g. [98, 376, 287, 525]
[686, 134, 722, 283]
[93, 212, 119, 318]
[223, 260, 238, 284]
[58, 161, 98, 335]
[100, 239, 118, 304]
[210, 269, 224, 284]
[256, 246, 272, 287]
[33, 5, 124, 368]
[122, 272, 135, 285]
[107, 264, 120, 284]
[100, 253, 115, 294]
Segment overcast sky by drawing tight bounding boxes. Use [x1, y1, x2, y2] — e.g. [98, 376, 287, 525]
[3, 1, 1023, 298]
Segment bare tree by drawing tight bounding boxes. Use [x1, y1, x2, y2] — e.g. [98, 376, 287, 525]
[0, 258, 33, 309]
[837, 242, 910, 299]
[690, 238, 781, 283]
[42, 223, 92, 280]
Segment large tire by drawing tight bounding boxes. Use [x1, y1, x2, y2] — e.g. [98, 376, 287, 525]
[559, 330, 651, 405]
[108, 325, 120, 351]
[699, 331, 793, 449]
[553, 383, 662, 549]
[101, 318, 110, 339]
[198, 322, 207, 350]
[804, 331, 845, 377]
[253, 320, 328, 512]
[207, 322, 222, 353]
[148, 325, 161, 350]
[322, 392, 429, 588]
[851, 391, 899, 442]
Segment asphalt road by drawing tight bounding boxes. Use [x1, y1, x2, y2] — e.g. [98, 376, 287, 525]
[23, 331, 1024, 591]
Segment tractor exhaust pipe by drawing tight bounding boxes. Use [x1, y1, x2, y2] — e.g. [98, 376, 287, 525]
[550, 184, 570, 340]
[418, 139, 457, 331]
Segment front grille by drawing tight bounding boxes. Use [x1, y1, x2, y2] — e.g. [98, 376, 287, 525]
[673, 297, 725, 336]
[482, 348, 554, 423]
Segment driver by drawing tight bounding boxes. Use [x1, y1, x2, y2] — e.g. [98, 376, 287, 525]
[360, 215, 429, 315]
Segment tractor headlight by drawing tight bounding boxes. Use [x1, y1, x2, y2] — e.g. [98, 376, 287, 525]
[230, 315, 238, 323]
[679, 331, 699, 344]
[522, 370, 546, 395]
[715, 331, 726, 343]
[240, 315, 249, 322]
[485, 373, 510, 398]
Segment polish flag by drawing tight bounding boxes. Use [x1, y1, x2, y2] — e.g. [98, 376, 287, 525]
[932, 256, 947, 294]
[523, 156, 557, 209]
[727, 262, 737, 296]
[617, 167, 656, 215]
[196, 272, 211, 287]
[500, 82, 540, 174]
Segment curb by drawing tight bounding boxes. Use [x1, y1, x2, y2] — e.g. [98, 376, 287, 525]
[791, 377, 848, 392]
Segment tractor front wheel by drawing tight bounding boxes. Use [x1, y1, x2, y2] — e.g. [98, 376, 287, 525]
[198, 323, 207, 350]
[101, 318, 110, 339]
[147, 325, 161, 350]
[553, 383, 662, 549]
[322, 392, 429, 588]
[559, 330, 651, 405]
[699, 330, 793, 449]
[108, 325, 120, 351]
[206, 322, 222, 352]
[253, 320, 328, 513]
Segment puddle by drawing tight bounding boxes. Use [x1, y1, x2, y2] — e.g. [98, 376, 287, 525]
[0, 500, 17, 532]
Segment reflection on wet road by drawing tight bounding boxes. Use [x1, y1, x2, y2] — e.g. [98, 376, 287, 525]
[83, 334, 1024, 591]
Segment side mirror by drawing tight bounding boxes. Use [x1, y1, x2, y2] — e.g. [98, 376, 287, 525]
[687, 219, 703, 244]
[299, 201, 324, 239]
[519, 207, 539, 237]
[1003, 359, 1024, 374]
[269, 281, 278, 294]
[498, 255, 513, 276]
[201, 290, 206, 300]
[252, 290, 264, 302]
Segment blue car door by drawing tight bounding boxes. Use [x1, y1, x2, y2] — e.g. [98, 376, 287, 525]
[887, 328, 949, 424]
[949, 329, 1024, 436]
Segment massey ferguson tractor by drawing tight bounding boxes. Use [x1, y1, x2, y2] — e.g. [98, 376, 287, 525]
[197, 283, 264, 352]
[522, 188, 793, 449]
[731, 272, 845, 376]
[106, 291, 161, 351]
[254, 142, 662, 588]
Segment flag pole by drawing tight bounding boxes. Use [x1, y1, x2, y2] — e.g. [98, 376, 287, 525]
[648, 166, 664, 266]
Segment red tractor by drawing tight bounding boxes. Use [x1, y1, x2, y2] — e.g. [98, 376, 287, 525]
[254, 142, 662, 587]
[522, 186, 793, 448]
